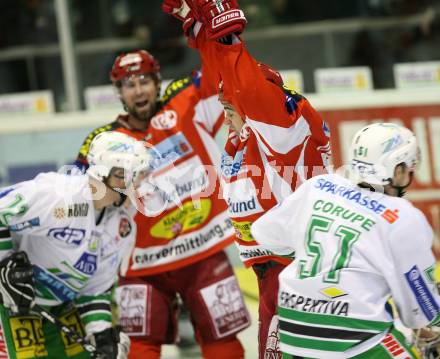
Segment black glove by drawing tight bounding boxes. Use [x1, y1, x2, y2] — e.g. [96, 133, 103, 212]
[89, 327, 130, 359]
[0, 251, 35, 314]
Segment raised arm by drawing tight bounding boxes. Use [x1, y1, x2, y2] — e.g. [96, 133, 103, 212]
[163, 1, 330, 163]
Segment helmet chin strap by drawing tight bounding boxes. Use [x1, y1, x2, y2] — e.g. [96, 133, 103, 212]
[103, 177, 127, 207]
[388, 172, 414, 198]
[357, 183, 379, 192]
[113, 192, 127, 207]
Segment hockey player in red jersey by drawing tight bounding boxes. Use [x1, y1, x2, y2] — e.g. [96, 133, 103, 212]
[162, 1, 332, 357]
[75, 49, 250, 358]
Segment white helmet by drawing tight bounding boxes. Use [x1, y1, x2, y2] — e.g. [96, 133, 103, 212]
[348, 123, 419, 185]
[86, 131, 150, 185]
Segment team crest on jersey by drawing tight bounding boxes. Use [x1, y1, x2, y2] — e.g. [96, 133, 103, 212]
[74, 252, 97, 275]
[119, 217, 132, 238]
[151, 110, 178, 130]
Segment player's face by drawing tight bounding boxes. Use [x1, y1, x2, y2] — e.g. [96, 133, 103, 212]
[108, 168, 149, 191]
[132, 170, 149, 190]
[109, 168, 150, 209]
[119, 74, 159, 122]
[108, 168, 128, 191]
[223, 103, 244, 135]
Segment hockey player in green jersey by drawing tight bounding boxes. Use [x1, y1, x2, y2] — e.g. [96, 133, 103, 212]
[0, 131, 150, 358]
[252, 123, 438, 358]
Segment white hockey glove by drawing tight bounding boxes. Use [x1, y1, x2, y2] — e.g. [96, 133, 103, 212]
[0, 251, 35, 314]
[89, 327, 130, 359]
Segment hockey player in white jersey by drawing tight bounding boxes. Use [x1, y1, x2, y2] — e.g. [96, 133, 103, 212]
[0, 131, 150, 358]
[252, 123, 440, 358]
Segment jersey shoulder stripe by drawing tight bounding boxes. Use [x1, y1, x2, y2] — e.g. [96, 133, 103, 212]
[160, 75, 192, 106]
[282, 85, 305, 115]
[77, 121, 122, 160]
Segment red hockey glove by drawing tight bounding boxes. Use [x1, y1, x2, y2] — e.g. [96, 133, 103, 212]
[193, 0, 247, 40]
[162, 0, 196, 36]
[162, 0, 183, 18]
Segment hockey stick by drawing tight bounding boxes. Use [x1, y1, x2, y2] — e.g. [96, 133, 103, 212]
[32, 304, 102, 357]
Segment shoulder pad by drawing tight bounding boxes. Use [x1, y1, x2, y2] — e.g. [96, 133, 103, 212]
[160, 76, 192, 106]
[282, 85, 305, 115]
[77, 121, 119, 159]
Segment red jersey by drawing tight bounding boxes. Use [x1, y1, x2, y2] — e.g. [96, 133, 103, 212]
[196, 31, 332, 267]
[75, 71, 235, 276]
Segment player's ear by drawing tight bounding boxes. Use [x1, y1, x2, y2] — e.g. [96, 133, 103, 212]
[117, 87, 123, 99]
[392, 163, 406, 181]
[113, 84, 123, 100]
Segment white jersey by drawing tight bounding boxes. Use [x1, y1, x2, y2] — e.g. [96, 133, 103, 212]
[252, 173, 440, 358]
[0, 173, 135, 333]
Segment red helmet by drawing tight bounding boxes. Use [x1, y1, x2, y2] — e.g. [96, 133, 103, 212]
[110, 50, 161, 84]
[257, 62, 284, 87]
